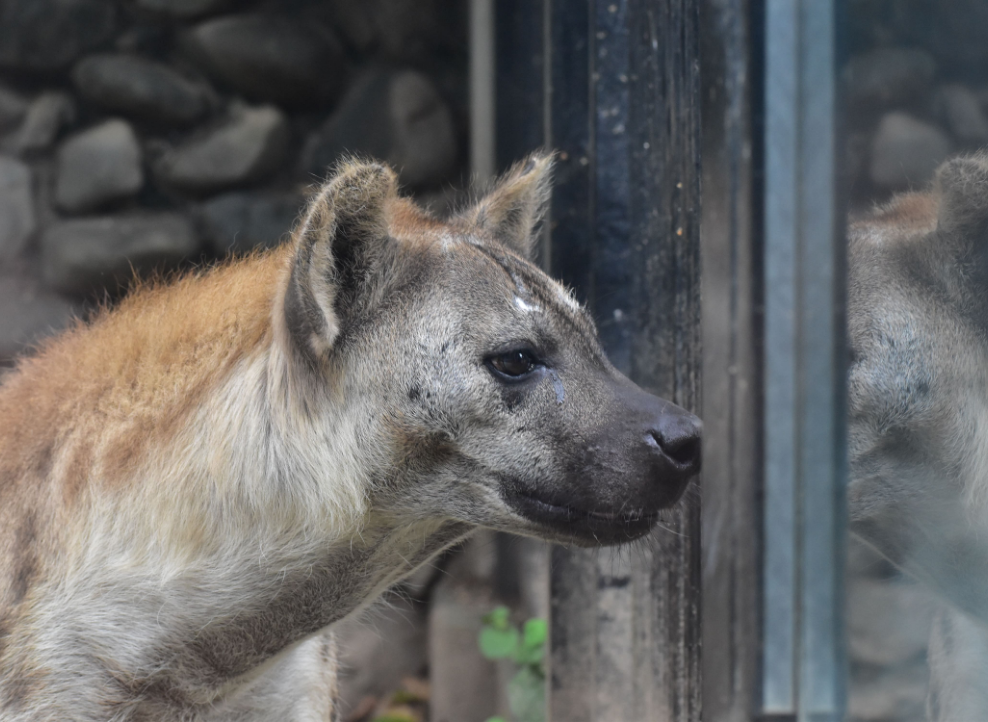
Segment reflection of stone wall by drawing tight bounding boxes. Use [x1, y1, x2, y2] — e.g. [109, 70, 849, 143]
[0, 0, 467, 364]
[845, 0, 988, 210]
[847, 538, 938, 722]
[845, 5, 988, 720]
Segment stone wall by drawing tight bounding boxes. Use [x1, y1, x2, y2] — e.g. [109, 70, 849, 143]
[845, 0, 988, 211]
[0, 0, 468, 365]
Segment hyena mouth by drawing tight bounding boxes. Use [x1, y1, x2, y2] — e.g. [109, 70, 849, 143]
[505, 486, 659, 545]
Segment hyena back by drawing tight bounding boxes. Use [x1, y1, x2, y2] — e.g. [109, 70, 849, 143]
[0, 154, 701, 720]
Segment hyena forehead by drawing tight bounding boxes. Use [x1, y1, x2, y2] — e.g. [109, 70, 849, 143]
[453, 235, 583, 317]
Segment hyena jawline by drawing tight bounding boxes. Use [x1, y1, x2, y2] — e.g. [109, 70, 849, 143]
[0, 153, 701, 720]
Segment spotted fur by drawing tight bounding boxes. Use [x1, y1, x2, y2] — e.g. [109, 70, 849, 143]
[0, 154, 699, 720]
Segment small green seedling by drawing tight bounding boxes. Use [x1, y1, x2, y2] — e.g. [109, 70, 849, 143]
[479, 606, 547, 722]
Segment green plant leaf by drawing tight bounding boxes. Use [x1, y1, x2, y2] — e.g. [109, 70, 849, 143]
[479, 625, 519, 659]
[508, 666, 546, 722]
[482, 605, 512, 631]
[514, 618, 547, 664]
[485, 718, 508, 722]
[522, 618, 547, 647]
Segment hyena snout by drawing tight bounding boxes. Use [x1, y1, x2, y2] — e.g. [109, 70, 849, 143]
[627, 396, 702, 510]
[575, 387, 701, 510]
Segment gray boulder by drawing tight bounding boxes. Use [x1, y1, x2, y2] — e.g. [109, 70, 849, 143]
[0, 85, 28, 134]
[9, 92, 76, 155]
[135, 0, 233, 18]
[869, 112, 952, 190]
[848, 661, 928, 722]
[934, 84, 988, 145]
[72, 54, 211, 126]
[930, 0, 988, 82]
[848, 578, 936, 667]
[0, 273, 81, 362]
[198, 191, 303, 255]
[0, 0, 116, 71]
[182, 14, 345, 108]
[42, 213, 199, 295]
[303, 69, 457, 188]
[55, 119, 143, 213]
[153, 105, 289, 195]
[843, 47, 935, 114]
[320, 0, 456, 63]
[0, 157, 36, 261]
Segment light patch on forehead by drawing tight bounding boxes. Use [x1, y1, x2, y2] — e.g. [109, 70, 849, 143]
[440, 231, 461, 252]
[514, 296, 540, 313]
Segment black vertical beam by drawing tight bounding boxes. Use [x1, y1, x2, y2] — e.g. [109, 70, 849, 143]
[494, 0, 545, 170]
[627, 1, 702, 717]
[699, 1, 764, 721]
[541, 1, 702, 720]
[543, 4, 596, 718]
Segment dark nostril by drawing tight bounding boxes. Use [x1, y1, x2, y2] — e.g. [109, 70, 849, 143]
[648, 424, 702, 472]
[661, 434, 701, 468]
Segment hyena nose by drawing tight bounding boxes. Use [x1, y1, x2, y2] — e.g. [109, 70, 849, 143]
[647, 413, 702, 478]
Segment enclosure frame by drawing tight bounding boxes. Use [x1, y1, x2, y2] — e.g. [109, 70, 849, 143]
[492, 1, 847, 719]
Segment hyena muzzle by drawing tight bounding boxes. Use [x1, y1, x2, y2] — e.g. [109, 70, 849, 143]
[0, 153, 700, 720]
[848, 153, 988, 720]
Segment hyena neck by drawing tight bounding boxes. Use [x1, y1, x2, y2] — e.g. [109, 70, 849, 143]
[1, 254, 473, 711]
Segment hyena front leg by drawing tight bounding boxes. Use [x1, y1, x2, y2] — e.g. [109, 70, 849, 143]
[205, 629, 339, 722]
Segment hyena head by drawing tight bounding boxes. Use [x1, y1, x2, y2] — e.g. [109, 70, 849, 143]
[848, 154, 988, 610]
[281, 153, 700, 547]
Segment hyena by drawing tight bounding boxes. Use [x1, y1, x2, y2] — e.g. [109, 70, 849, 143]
[848, 154, 988, 719]
[0, 153, 701, 721]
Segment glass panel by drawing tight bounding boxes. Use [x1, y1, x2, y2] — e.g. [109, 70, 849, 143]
[843, 2, 988, 721]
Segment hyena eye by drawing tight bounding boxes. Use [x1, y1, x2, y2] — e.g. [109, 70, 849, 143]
[486, 349, 541, 379]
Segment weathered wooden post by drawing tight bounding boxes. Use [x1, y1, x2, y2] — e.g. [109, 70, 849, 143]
[544, 2, 703, 719]
[499, 1, 704, 719]
[698, 1, 762, 720]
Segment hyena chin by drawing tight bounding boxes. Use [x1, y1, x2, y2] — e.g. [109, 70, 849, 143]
[0, 153, 700, 720]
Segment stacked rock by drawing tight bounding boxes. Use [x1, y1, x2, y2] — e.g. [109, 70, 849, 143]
[0, 0, 466, 363]
[844, 0, 988, 210]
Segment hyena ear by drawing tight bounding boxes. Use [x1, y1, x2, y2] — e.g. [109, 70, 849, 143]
[936, 154, 988, 239]
[461, 152, 553, 260]
[282, 160, 398, 363]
